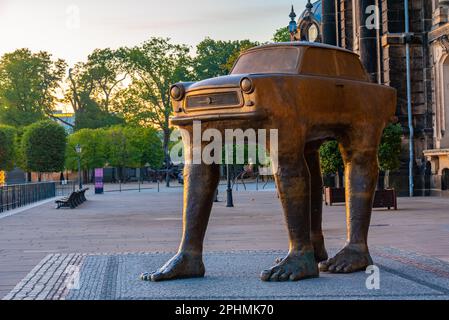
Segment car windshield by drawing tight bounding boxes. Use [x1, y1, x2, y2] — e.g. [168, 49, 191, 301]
[231, 47, 301, 75]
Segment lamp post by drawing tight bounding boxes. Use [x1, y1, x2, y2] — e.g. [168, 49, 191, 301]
[288, 5, 298, 42]
[75, 144, 82, 190]
[226, 163, 234, 207]
[225, 145, 234, 207]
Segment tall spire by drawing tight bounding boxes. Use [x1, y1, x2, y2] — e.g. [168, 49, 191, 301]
[306, 0, 313, 12]
[288, 5, 298, 42]
[289, 5, 296, 20]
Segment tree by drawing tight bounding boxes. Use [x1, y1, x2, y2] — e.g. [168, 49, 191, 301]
[0, 125, 16, 171]
[137, 127, 164, 169]
[319, 141, 343, 175]
[81, 48, 127, 112]
[65, 48, 127, 129]
[104, 125, 163, 180]
[21, 121, 67, 178]
[320, 124, 403, 188]
[111, 80, 156, 127]
[272, 27, 291, 42]
[66, 128, 108, 172]
[119, 37, 192, 186]
[0, 49, 67, 127]
[319, 141, 344, 187]
[193, 38, 259, 80]
[74, 100, 124, 131]
[378, 123, 402, 188]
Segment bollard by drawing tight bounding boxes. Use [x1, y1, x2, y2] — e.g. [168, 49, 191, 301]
[214, 188, 219, 202]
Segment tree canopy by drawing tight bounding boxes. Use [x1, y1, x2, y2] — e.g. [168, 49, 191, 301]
[378, 124, 403, 172]
[272, 26, 291, 42]
[319, 141, 344, 176]
[319, 124, 403, 176]
[0, 125, 17, 171]
[105, 125, 163, 170]
[66, 128, 108, 171]
[0, 49, 67, 127]
[193, 38, 259, 80]
[21, 120, 67, 173]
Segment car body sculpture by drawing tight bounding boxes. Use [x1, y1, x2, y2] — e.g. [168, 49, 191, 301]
[142, 42, 397, 282]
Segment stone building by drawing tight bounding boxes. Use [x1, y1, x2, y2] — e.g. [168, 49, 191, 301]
[292, 0, 449, 195]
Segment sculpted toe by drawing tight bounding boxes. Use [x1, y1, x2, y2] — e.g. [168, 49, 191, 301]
[261, 251, 318, 282]
[140, 272, 150, 281]
[323, 245, 373, 274]
[142, 252, 205, 282]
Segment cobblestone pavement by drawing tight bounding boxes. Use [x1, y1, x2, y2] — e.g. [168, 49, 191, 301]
[0, 184, 448, 299]
[4, 247, 449, 300]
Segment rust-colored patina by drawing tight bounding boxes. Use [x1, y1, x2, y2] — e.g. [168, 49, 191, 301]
[141, 42, 397, 282]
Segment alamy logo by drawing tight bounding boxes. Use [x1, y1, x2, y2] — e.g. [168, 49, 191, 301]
[365, 5, 380, 30]
[169, 121, 279, 175]
[365, 265, 380, 290]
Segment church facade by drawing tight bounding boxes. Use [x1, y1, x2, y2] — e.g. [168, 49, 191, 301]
[292, 0, 449, 196]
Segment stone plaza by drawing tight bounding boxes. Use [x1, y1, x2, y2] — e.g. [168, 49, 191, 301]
[0, 183, 448, 300]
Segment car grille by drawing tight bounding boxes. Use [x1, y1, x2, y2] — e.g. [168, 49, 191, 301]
[186, 92, 241, 110]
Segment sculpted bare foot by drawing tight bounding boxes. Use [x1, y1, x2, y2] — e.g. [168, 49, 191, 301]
[141, 252, 205, 282]
[275, 236, 328, 265]
[319, 243, 373, 273]
[262, 250, 318, 282]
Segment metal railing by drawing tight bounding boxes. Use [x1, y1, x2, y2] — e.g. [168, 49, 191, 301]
[0, 181, 75, 213]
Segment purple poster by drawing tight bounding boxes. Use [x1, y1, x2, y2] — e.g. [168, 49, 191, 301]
[95, 168, 104, 194]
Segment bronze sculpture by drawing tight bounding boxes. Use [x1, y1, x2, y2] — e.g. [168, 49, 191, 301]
[141, 42, 397, 282]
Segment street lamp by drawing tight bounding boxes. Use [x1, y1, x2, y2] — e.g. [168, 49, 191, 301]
[75, 144, 82, 190]
[225, 145, 234, 207]
[288, 5, 297, 42]
[226, 163, 234, 207]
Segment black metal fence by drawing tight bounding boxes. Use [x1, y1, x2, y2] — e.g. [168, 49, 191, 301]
[0, 181, 75, 213]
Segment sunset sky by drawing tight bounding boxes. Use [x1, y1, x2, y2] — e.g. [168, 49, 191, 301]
[0, 0, 308, 66]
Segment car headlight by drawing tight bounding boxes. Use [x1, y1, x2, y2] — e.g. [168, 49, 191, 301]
[170, 84, 185, 101]
[240, 77, 254, 94]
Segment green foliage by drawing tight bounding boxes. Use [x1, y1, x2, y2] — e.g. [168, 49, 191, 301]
[66, 48, 127, 115]
[378, 123, 403, 172]
[104, 126, 163, 169]
[66, 128, 108, 171]
[140, 127, 164, 169]
[319, 141, 343, 175]
[0, 49, 67, 127]
[21, 120, 67, 173]
[117, 38, 192, 131]
[0, 125, 17, 171]
[272, 27, 291, 42]
[115, 37, 192, 176]
[66, 126, 163, 172]
[319, 124, 403, 175]
[74, 99, 124, 131]
[193, 38, 259, 79]
[112, 80, 157, 127]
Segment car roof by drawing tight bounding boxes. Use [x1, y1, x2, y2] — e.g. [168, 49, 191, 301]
[245, 41, 358, 56]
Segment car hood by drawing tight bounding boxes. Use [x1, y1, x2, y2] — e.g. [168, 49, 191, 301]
[185, 74, 250, 92]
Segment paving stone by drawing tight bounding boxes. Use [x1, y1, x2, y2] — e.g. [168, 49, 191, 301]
[3, 248, 449, 300]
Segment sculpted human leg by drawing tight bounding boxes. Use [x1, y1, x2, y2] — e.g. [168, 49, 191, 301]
[319, 128, 382, 273]
[305, 146, 328, 263]
[142, 134, 220, 282]
[260, 139, 319, 282]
